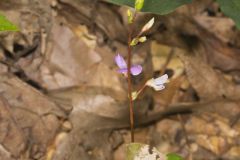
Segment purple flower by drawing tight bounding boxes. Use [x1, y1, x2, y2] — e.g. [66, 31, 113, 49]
[115, 54, 142, 76]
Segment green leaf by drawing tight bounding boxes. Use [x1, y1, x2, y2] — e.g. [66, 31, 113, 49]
[216, 0, 240, 29]
[106, 0, 193, 15]
[0, 14, 19, 31]
[167, 153, 183, 160]
[135, 0, 144, 11]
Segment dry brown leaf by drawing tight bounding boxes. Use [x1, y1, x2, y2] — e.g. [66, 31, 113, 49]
[178, 53, 240, 100]
[0, 74, 66, 159]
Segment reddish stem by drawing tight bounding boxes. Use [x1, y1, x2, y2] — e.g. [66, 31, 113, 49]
[127, 38, 134, 142]
[137, 84, 147, 96]
[127, 11, 137, 142]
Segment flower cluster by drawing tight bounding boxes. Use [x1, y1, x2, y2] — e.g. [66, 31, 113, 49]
[114, 1, 169, 101]
[115, 54, 168, 94]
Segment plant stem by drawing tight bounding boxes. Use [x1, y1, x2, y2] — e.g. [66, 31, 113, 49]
[137, 84, 147, 96]
[127, 11, 137, 143]
[127, 30, 134, 143]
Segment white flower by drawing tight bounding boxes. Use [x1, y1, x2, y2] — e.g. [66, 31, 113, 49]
[146, 74, 168, 91]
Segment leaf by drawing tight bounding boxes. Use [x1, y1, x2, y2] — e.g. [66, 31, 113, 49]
[0, 74, 66, 158]
[216, 0, 240, 29]
[167, 153, 183, 160]
[135, 0, 144, 11]
[0, 14, 19, 31]
[106, 0, 193, 15]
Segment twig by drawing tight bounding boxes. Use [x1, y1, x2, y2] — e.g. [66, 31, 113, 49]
[100, 99, 237, 130]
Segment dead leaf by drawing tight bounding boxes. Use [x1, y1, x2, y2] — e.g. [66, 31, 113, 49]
[0, 74, 66, 159]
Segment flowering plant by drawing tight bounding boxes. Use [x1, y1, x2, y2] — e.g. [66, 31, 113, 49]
[114, 0, 168, 143]
[112, 1, 184, 159]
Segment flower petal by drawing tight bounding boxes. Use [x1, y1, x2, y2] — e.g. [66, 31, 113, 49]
[146, 78, 155, 87]
[141, 17, 155, 33]
[154, 85, 165, 91]
[118, 68, 127, 74]
[154, 74, 168, 85]
[115, 54, 127, 69]
[118, 65, 142, 76]
[130, 65, 142, 76]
